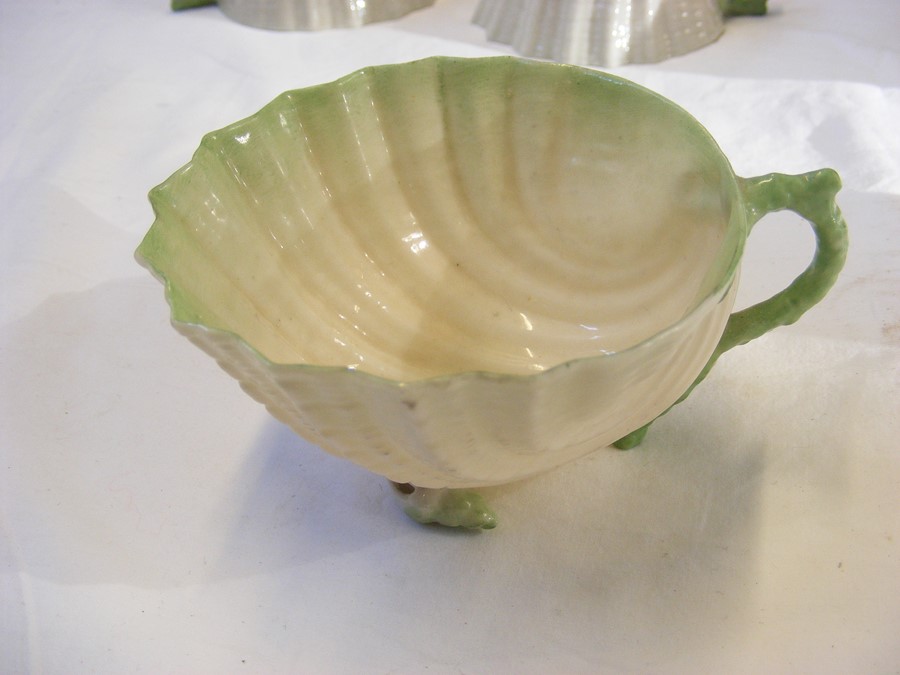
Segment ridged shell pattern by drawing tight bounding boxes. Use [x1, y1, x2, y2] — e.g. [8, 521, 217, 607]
[473, 0, 726, 67]
[137, 57, 745, 488]
[218, 0, 434, 30]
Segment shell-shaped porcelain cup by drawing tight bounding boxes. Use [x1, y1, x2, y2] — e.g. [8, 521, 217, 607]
[473, 0, 768, 67]
[136, 57, 846, 527]
[173, 0, 435, 30]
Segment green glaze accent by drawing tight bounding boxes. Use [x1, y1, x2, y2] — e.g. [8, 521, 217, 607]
[394, 484, 498, 530]
[721, 0, 767, 16]
[172, 0, 216, 11]
[613, 425, 649, 450]
[614, 169, 848, 449]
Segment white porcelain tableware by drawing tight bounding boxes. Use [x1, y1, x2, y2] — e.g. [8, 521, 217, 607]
[173, 0, 435, 30]
[136, 57, 846, 528]
[473, 0, 767, 67]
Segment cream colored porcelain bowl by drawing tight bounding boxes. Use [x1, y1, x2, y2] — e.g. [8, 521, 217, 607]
[137, 57, 847, 528]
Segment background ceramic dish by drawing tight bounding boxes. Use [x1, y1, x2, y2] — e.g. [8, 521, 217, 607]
[136, 56, 846, 527]
[473, 0, 767, 67]
[173, 0, 435, 30]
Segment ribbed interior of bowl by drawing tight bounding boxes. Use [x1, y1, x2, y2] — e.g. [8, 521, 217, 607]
[138, 57, 740, 381]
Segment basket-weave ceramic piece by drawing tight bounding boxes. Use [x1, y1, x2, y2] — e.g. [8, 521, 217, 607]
[176, 0, 435, 30]
[473, 0, 766, 67]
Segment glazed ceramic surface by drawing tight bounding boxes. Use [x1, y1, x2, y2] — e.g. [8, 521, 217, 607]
[212, 0, 434, 30]
[473, 0, 766, 67]
[137, 57, 846, 490]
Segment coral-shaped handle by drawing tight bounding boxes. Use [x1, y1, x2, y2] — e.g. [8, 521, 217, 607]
[718, 169, 848, 355]
[615, 169, 848, 449]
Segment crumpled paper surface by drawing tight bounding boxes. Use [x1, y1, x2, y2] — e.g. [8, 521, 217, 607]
[2, 1, 898, 672]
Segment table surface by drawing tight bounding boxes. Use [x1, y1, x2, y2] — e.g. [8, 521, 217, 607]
[2, 1, 898, 673]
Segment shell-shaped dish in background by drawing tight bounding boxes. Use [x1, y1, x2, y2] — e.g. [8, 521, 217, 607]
[473, 0, 726, 67]
[217, 0, 434, 30]
[136, 57, 745, 489]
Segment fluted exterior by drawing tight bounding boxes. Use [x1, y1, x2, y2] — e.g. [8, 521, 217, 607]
[218, 0, 434, 30]
[137, 57, 746, 488]
[473, 0, 726, 67]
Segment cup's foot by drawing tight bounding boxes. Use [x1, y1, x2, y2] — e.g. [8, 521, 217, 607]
[391, 483, 497, 530]
[171, 0, 215, 10]
[722, 0, 767, 17]
[613, 423, 651, 449]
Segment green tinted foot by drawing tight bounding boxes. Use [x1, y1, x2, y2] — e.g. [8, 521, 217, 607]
[392, 483, 497, 530]
[172, 0, 216, 10]
[614, 424, 651, 449]
[722, 0, 767, 16]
